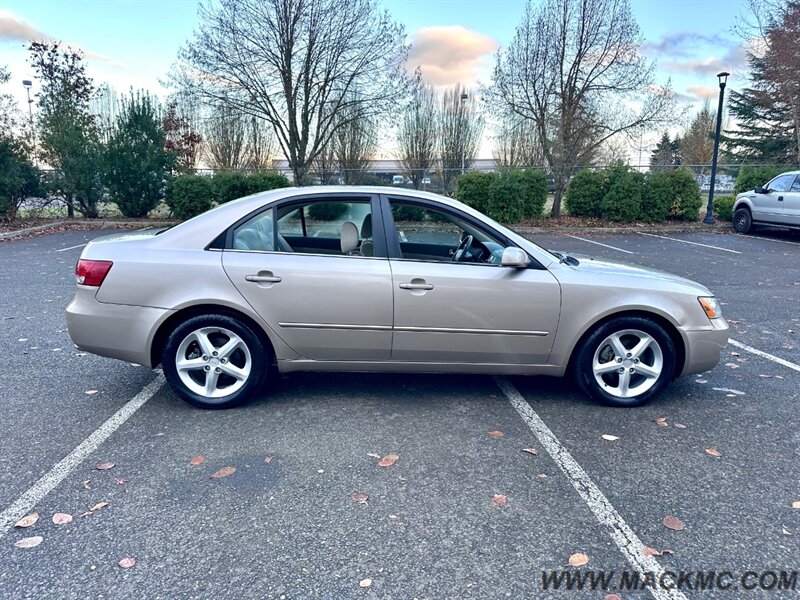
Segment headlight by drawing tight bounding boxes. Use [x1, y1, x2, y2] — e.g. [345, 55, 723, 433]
[698, 296, 722, 319]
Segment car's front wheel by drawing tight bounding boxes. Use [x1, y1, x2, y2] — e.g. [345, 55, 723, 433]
[733, 207, 752, 233]
[162, 314, 269, 409]
[573, 317, 676, 407]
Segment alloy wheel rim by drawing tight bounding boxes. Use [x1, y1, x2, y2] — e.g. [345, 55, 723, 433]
[592, 329, 663, 399]
[175, 326, 252, 399]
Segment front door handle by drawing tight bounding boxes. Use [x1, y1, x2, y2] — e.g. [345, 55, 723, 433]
[778, 195, 784, 201]
[399, 282, 434, 290]
[245, 273, 282, 283]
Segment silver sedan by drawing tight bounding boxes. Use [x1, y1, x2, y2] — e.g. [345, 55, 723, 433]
[66, 186, 729, 409]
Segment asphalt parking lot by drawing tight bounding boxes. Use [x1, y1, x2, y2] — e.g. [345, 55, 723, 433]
[0, 226, 798, 599]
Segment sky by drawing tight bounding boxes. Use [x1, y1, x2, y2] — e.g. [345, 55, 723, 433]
[0, 0, 751, 159]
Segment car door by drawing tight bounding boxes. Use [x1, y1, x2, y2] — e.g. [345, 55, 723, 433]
[785, 174, 800, 227]
[383, 196, 561, 365]
[221, 194, 393, 361]
[753, 173, 793, 222]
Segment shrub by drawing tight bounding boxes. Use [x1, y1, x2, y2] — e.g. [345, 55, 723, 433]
[213, 171, 252, 204]
[247, 171, 291, 194]
[391, 204, 427, 221]
[165, 174, 214, 220]
[667, 168, 703, 220]
[600, 168, 643, 222]
[734, 166, 786, 194]
[454, 171, 496, 214]
[565, 169, 605, 217]
[307, 202, 348, 221]
[713, 195, 735, 221]
[641, 171, 672, 222]
[519, 169, 548, 219]
[0, 138, 40, 220]
[487, 170, 526, 223]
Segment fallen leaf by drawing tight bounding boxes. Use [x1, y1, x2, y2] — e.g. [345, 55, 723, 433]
[264, 455, 273, 463]
[211, 466, 236, 478]
[487, 430, 504, 439]
[95, 462, 115, 471]
[52, 513, 73, 525]
[758, 374, 772, 378]
[90, 502, 109, 512]
[601, 434, 620, 441]
[14, 536, 43, 549]
[14, 513, 38, 528]
[317, 469, 324, 474]
[115, 478, 128, 485]
[724, 362, 739, 369]
[791, 501, 800, 509]
[80, 512, 93, 518]
[189, 455, 205, 466]
[521, 448, 539, 456]
[655, 417, 669, 427]
[674, 423, 687, 429]
[730, 351, 741, 356]
[366, 453, 381, 459]
[350, 492, 368, 505]
[377, 454, 399, 467]
[568, 552, 589, 567]
[490, 494, 508, 506]
[81, 480, 91, 490]
[84, 389, 98, 395]
[118, 557, 136, 569]
[782, 526, 792, 536]
[695, 379, 708, 384]
[359, 578, 372, 588]
[705, 447, 722, 458]
[537, 473, 548, 479]
[605, 595, 621, 600]
[663, 515, 685, 531]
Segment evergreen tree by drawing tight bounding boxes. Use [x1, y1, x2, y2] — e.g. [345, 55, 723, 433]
[649, 132, 681, 171]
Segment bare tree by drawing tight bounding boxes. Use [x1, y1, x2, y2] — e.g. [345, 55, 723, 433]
[491, 0, 676, 217]
[312, 135, 337, 184]
[439, 84, 483, 192]
[397, 77, 439, 189]
[171, 0, 408, 184]
[493, 109, 544, 168]
[245, 116, 275, 169]
[334, 98, 377, 184]
[204, 102, 248, 170]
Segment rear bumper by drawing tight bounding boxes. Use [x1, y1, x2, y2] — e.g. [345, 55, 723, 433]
[681, 318, 729, 375]
[66, 286, 171, 368]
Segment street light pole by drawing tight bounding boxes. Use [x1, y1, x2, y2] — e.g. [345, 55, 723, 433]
[22, 80, 33, 125]
[460, 92, 468, 175]
[703, 71, 729, 225]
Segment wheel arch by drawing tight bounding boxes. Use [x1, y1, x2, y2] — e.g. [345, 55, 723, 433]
[565, 309, 686, 379]
[150, 303, 277, 368]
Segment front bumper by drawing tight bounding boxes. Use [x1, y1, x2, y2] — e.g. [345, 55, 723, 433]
[66, 286, 171, 368]
[681, 317, 729, 375]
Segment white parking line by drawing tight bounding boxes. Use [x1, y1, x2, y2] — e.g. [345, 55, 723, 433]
[0, 375, 165, 538]
[563, 235, 635, 254]
[637, 232, 741, 254]
[55, 243, 87, 253]
[495, 376, 687, 600]
[735, 234, 800, 248]
[728, 338, 800, 373]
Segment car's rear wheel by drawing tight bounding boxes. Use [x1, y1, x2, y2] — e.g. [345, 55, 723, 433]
[573, 316, 676, 407]
[162, 314, 268, 409]
[733, 207, 752, 233]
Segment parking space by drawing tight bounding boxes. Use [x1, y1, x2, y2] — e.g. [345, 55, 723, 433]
[0, 227, 798, 598]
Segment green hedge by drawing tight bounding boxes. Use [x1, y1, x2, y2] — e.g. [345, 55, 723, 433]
[600, 167, 643, 223]
[519, 169, 548, 218]
[166, 175, 214, 220]
[714, 195, 735, 221]
[565, 169, 605, 218]
[307, 202, 348, 221]
[454, 171, 495, 214]
[488, 170, 526, 223]
[734, 166, 786, 194]
[667, 169, 703, 220]
[641, 171, 672, 222]
[213, 171, 291, 204]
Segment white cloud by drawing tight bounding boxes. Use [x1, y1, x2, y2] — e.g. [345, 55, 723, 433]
[407, 25, 498, 88]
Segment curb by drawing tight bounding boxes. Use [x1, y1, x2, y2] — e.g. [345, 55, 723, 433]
[0, 219, 178, 241]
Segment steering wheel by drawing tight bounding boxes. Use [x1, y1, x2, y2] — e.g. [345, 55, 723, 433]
[452, 234, 474, 262]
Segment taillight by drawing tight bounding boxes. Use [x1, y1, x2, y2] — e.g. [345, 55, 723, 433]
[76, 259, 113, 286]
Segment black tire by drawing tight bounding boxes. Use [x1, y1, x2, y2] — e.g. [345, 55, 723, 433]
[572, 316, 676, 407]
[733, 207, 752, 233]
[162, 314, 269, 409]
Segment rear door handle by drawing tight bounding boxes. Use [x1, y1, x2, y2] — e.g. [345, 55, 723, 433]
[245, 274, 282, 283]
[399, 282, 434, 290]
[778, 196, 784, 201]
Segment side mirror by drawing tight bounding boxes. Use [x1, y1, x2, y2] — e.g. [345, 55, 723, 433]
[754, 186, 766, 194]
[501, 247, 530, 268]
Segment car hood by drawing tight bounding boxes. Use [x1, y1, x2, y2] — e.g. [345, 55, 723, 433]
[559, 253, 712, 294]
